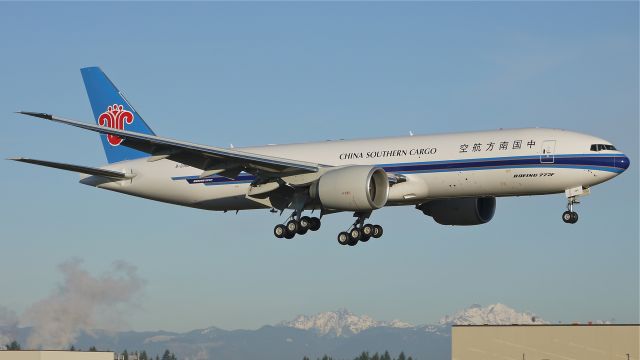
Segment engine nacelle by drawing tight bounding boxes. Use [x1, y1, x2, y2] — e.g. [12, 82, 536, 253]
[418, 197, 496, 226]
[309, 166, 389, 211]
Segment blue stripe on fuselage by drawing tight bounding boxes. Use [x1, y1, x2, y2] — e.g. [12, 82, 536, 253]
[170, 154, 625, 186]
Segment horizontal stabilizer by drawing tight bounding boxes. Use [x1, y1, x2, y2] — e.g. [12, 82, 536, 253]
[8, 157, 132, 179]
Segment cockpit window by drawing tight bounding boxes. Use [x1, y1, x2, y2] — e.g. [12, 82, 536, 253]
[590, 144, 616, 151]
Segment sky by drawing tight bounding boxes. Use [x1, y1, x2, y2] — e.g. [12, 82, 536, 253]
[0, 2, 638, 333]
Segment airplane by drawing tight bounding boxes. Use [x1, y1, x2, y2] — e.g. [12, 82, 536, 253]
[10, 67, 630, 246]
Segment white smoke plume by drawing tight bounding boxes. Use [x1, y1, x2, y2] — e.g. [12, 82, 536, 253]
[20, 259, 145, 349]
[0, 305, 19, 348]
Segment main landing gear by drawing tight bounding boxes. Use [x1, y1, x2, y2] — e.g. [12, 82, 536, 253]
[274, 214, 321, 239]
[562, 196, 579, 224]
[337, 212, 384, 246]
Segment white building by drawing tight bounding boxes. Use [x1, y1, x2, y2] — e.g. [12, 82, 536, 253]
[452, 324, 639, 360]
[0, 351, 115, 360]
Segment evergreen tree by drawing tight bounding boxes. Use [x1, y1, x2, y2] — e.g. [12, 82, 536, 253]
[303, 357, 310, 360]
[381, 350, 391, 360]
[161, 350, 172, 360]
[397, 352, 406, 360]
[140, 350, 148, 360]
[371, 353, 380, 360]
[356, 351, 370, 360]
[89, 346, 98, 352]
[122, 349, 129, 360]
[6, 341, 21, 350]
[407, 357, 413, 360]
[69, 345, 76, 351]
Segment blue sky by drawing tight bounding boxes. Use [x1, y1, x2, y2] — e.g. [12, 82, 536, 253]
[0, 2, 638, 332]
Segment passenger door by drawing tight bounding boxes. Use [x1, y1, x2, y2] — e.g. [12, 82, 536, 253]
[540, 140, 556, 164]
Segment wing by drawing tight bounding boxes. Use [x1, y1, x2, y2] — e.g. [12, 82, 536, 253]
[18, 112, 320, 178]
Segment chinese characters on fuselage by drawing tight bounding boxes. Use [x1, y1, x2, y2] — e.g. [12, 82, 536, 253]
[459, 139, 536, 153]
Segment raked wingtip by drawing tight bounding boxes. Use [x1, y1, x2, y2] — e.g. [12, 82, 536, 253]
[16, 111, 53, 120]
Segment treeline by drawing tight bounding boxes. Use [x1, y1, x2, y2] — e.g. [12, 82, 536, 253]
[304, 351, 414, 360]
[77, 347, 178, 360]
[4, 341, 21, 350]
[115, 349, 177, 360]
[4, 341, 178, 360]
[5, 341, 412, 360]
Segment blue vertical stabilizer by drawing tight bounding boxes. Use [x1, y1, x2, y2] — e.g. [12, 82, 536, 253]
[81, 67, 155, 163]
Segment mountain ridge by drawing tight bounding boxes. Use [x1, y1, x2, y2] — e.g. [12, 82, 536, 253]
[0, 304, 552, 360]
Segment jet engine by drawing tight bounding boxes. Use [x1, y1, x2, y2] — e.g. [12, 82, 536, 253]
[309, 166, 389, 211]
[417, 197, 496, 225]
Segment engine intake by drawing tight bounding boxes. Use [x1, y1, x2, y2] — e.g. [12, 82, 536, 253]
[418, 197, 496, 226]
[310, 166, 389, 211]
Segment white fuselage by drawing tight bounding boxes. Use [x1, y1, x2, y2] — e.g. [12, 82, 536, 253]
[83, 128, 628, 211]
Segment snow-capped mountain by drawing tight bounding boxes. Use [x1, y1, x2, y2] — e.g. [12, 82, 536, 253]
[439, 303, 546, 325]
[279, 304, 545, 337]
[279, 309, 413, 337]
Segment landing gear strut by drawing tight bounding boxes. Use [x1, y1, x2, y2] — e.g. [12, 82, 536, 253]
[337, 212, 383, 246]
[562, 196, 579, 224]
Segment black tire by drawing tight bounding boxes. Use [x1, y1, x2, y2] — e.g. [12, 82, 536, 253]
[348, 237, 358, 246]
[349, 228, 361, 241]
[297, 228, 308, 235]
[372, 225, 383, 238]
[299, 216, 311, 230]
[337, 232, 350, 245]
[286, 220, 299, 233]
[360, 234, 370, 242]
[309, 217, 321, 231]
[274, 224, 287, 238]
[562, 211, 572, 223]
[284, 231, 295, 239]
[570, 211, 579, 224]
[362, 224, 374, 237]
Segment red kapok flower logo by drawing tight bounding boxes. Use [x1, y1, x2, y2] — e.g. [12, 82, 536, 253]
[98, 104, 134, 146]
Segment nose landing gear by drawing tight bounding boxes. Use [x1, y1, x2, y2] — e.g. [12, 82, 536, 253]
[561, 186, 590, 224]
[562, 196, 579, 224]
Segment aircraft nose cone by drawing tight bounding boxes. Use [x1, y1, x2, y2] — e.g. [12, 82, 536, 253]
[616, 154, 630, 171]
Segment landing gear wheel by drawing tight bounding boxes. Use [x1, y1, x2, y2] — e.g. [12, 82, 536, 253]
[562, 211, 578, 224]
[286, 220, 299, 234]
[360, 234, 371, 242]
[570, 211, 579, 224]
[362, 224, 374, 237]
[284, 231, 295, 239]
[309, 217, 321, 231]
[274, 224, 287, 238]
[337, 232, 350, 245]
[297, 228, 308, 235]
[348, 228, 361, 246]
[299, 216, 311, 231]
[372, 225, 383, 238]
